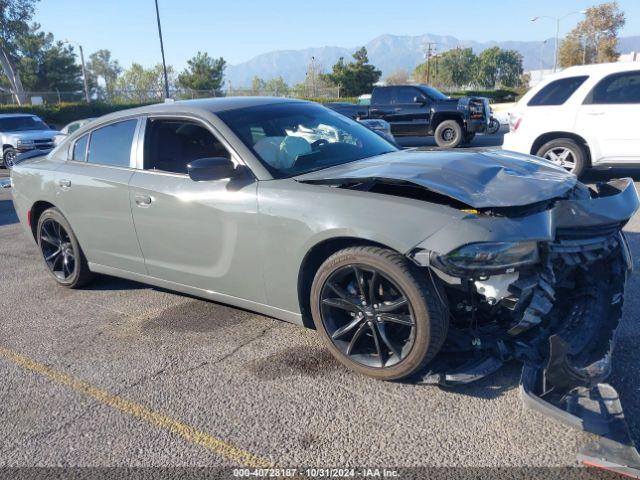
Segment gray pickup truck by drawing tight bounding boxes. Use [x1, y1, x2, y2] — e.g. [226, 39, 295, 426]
[1, 114, 59, 169]
[328, 85, 490, 148]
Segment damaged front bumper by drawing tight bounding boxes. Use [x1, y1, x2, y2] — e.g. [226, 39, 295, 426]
[411, 178, 640, 475]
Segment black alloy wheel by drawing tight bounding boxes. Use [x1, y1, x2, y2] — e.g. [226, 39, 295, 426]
[310, 246, 448, 381]
[37, 208, 93, 288]
[320, 264, 416, 369]
[40, 218, 76, 281]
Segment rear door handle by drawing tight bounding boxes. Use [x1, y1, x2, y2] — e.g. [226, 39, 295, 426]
[58, 179, 71, 188]
[134, 194, 152, 207]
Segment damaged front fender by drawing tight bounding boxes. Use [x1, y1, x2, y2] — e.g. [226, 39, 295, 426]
[413, 178, 640, 475]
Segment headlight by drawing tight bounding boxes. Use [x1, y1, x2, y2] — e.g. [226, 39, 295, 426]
[17, 139, 34, 146]
[432, 241, 539, 274]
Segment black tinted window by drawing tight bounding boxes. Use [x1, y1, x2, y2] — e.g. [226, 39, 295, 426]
[372, 88, 392, 104]
[87, 120, 137, 167]
[72, 134, 88, 162]
[585, 71, 640, 104]
[143, 119, 230, 174]
[394, 87, 420, 104]
[528, 76, 588, 106]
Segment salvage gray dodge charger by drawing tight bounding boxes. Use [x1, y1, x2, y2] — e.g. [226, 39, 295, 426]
[9, 98, 640, 473]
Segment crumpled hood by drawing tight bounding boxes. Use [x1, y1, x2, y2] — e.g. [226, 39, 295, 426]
[295, 149, 577, 209]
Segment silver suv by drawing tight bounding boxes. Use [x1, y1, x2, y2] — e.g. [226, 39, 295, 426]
[0, 114, 59, 169]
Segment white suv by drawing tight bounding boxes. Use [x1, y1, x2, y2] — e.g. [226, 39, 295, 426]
[503, 62, 640, 176]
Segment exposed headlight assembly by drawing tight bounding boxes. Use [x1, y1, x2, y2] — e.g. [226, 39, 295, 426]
[428, 241, 539, 275]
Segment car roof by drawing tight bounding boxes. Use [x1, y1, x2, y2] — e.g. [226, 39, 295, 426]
[0, 113, 38, 119]
[553, 61, 640, 78]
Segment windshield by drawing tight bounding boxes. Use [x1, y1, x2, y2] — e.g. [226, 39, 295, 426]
[218, 103, 398, 178]
[0, 116, 49, 132]
[418, 86, 450, 101]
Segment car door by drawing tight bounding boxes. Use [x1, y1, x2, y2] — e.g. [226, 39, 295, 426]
[389, 86, 430, 136]
[368, 87, 394, 124]
[128, 115, 262, 301]
[54, 118, 147, 274]
[576, 70, 640, 161]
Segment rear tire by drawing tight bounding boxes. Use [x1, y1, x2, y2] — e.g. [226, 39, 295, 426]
[37, 208, 93, 288]
[434, 120, 463, 148]
[310, 246, 448, 381]
[536, 138, 587, 177]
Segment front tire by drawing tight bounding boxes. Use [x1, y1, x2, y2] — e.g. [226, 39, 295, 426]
[2, 147, 17, 169]
[434, 120, 463, 148]
[37, 208, 93, 288]
[310, 246, 448, 381]
[536, 138, 587, 176]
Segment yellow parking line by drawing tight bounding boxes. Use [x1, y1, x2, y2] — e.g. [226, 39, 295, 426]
[0, 345, 274, 469]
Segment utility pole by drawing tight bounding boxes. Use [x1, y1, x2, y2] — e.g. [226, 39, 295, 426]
[424, 42, 436, 84]
[64, 40, 90, 102]
[154, 0, 170, 99]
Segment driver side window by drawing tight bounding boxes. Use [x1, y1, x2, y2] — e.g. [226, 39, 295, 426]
[143, 118, 230, 174]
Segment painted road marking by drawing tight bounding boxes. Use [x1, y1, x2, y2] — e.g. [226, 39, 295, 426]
[0, 345, 274, 468]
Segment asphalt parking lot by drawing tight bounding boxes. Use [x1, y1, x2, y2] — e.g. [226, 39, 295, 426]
[1, 144, 640, 476]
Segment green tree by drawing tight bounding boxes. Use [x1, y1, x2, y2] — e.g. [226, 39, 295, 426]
[115, 63, 175, 103]
[250, 75, 266, 94]
[264, 76, 288, 95]
[16, 25, 82, 93]
[476, 47, 523, 88]
[0, 0, 39, 104]
[86, 49, 122, 100]
[321, 47, 381, 96]
[177, 52, 226, 94]
[559, 1, 625, 68]
[415, 48, 477, 88]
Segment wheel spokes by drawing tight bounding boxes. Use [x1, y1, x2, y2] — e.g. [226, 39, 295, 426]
[346, 322, 368, 355]
[331, 316, 362, 340]
[377, 322, 402, 360]
[322, 297, 361, 314]
[380, 313, 414, 326]
[377, 297, 408, 313]
[352, 266, 367, 299]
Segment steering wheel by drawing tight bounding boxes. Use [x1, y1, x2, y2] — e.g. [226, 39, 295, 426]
[311, 139, 330, 150]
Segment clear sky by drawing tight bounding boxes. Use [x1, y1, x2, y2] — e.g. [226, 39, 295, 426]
[34, 0, 640, 69]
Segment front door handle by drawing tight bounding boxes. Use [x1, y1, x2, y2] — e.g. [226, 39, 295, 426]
[58, 179, 71, 188]
[134, 194, 152, 207]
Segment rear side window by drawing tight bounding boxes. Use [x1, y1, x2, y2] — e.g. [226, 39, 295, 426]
[372, 88, 392, 105]
[527, 76, 589, 106]
[87, 119, 138, 167]
[393, 87, 420, 104]
[585, 71, 640, 104]
[72, 134, 89, 162]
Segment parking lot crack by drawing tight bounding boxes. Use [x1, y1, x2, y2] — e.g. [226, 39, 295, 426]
[211, 325, 274, 366]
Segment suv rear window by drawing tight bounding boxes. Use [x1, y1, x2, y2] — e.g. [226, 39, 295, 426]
[527, 76, 589, 106]
[584, 71, 640, 104]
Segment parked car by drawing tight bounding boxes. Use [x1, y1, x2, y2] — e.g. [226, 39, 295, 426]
[54, 118, 96, 145]
[503, 62, 640, 176]
[327, 85, 490, 147]
[10, 98, 640, 469]
[0, 114, 59, 169]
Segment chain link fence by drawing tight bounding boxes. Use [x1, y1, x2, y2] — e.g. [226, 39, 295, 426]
[0, 86, 342, 106]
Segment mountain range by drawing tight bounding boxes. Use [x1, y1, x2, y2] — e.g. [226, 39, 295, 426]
[225, 33, 640, 87]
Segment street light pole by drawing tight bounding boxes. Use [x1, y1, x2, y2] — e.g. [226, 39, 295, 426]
[154, 0, 170, 99]
[531, 10, 587, 72]
[64, 40, 90, 102]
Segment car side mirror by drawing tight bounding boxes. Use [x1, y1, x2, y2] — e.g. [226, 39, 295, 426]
[413, 96, 427, 105]
[187, 157, 238, 182]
